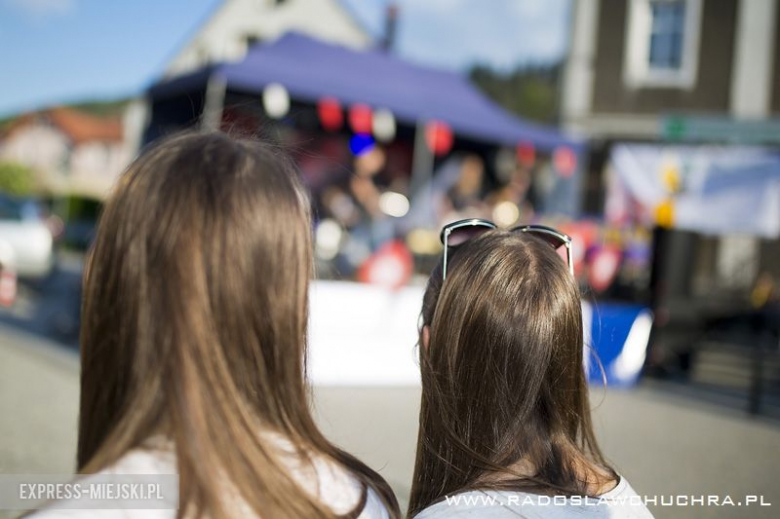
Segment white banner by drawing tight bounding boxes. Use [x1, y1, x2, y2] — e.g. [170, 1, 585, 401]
[608, 144, 780, 238]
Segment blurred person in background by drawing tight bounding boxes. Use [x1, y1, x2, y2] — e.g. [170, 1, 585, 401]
[350, 145, 388, 221]
[348, 144, 397, 252]
[33, 132, 399, 519]
[408, 229, 653, 518]
[404, 153, 489, 234]
[318, 143, 404, 275]
[441, 154, 487, 222]
[485, 159, 536, 227]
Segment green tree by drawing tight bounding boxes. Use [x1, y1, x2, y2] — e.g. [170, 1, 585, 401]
[0, 162, 36, 196]
[470, 62, 561, 124]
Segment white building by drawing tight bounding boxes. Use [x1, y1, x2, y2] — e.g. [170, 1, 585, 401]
[123, 0, 374, 156]
[164, 0, 372, 77]
[0, 108, 129, 199]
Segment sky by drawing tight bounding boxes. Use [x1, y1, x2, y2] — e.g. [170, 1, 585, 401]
[0, 0, 571, 118]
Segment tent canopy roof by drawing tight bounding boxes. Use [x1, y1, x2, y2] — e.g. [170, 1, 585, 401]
[148, 32, 580, 151]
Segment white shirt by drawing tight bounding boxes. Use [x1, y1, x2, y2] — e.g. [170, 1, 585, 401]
[31, 441, 390, 518]
[415, 477, 654, 518]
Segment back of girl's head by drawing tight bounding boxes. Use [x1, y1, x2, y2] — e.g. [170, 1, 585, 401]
[409, 231, 607, 515]
[79, 132, 398, 518]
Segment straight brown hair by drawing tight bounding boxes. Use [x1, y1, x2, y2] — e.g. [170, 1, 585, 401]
[78, 132, 400, 518]
[408, 231, 614, 516]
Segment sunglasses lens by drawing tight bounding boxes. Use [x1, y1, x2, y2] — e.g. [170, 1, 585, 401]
[524, 230, 567, 251]
[447, 225, 492, 247]
[521, 228, 571, 268]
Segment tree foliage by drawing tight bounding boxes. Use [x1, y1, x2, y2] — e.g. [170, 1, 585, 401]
[0, 162, 36, 196]
[470, 62, 561, 124]
[68, 97, 131, 118]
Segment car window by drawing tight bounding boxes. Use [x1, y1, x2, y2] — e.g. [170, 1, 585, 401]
[0, 198, 23, 221]
[20, 201, 42, 220]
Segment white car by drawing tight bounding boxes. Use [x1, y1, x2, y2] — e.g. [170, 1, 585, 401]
[0, 196, 54, 279]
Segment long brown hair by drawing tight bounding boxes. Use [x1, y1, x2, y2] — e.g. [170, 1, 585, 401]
[78, 132, 399, 518]
[408, 231, 614, 516]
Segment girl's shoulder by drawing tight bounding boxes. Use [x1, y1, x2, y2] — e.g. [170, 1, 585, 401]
[292, 447, 390, 518]
[32, 440, 390, 519]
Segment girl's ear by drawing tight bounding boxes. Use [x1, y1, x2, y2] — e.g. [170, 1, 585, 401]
[422, 325, 430, 351]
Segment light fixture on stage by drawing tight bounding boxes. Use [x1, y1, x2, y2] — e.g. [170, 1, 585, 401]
[315, 219, 343, 261]
[317, 97, 343, 131]
[425, 120, 453, 156]
[379, 191, 409, 217]
[372, 108, 396, 142]
[262, 83, 290, 119]
[349, 104, 373, 135]
[349, 134, 375, 156]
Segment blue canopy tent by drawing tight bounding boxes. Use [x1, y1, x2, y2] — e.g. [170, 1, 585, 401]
[145, 33, 584, 214]
[148, 32, 579, 149]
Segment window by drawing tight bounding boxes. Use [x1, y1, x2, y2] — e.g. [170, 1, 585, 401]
[0, 197, 22, 221]
[648, 1, 686, 69]
[624, 0, 702, 89]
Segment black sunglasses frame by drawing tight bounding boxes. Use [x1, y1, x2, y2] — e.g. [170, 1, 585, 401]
[439, 218, 574, 280]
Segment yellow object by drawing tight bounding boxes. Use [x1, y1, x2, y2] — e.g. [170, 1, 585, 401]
[604, 228, 623, 246]
[406, 228, 441, 255]
[661, 164, 681, 193]
[750, 273, 775, 309]
[655, 199, 675, 228]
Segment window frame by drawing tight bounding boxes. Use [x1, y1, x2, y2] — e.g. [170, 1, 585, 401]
[623, 0, 703, 90]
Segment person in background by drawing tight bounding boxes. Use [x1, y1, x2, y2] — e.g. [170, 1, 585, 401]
[443, 154, 486, 220]
[34, 132, 399, 518]
[408, 227, 653, 518]
[404, 153, 489, 234]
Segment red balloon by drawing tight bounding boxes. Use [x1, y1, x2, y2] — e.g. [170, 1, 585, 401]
[553, 146, 577, 178]
[516, 141, 536, 166]
[425, 120, 454, 156]
[317, 97, 343, 131]
[348, 104, 373, 134]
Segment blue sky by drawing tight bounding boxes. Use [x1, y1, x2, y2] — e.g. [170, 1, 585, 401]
[0, 0, 570, 117]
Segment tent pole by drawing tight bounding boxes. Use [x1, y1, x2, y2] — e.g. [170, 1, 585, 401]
[410, 119, 434, 199]
[201, 74, 227, 131]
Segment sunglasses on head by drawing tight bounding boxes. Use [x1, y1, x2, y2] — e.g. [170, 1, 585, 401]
[439, 218, 574, 280]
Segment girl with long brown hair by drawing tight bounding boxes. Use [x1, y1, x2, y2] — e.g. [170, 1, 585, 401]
[36, 132, 399, 518]
[408, 221, 652, 517]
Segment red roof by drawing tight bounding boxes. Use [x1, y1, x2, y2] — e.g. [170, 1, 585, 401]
[3, 107, 123, 144]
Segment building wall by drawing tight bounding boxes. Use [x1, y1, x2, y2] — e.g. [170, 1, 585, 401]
[0, 125, 70, 181]
[591, 0, 738, 115]
[68, 141, 129, 198]
[166, 0, 371, 77]
[772, 5, 780, 114]
[0, 124, 126, 199]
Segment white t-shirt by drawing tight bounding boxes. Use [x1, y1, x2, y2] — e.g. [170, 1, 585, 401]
[414, 477, 654, 518]
[31, 440, 390, 518]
